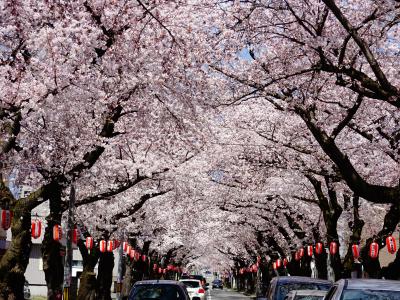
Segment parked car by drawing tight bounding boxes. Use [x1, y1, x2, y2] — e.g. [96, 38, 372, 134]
[266, 276, 332, 300]
[180, 275, 206, 287]
[24, 280, 31, 300]
[212, 279, 223, 289]
[179, 279, 206, 300]
[324, 279, 400, 300]
[284, 289, 327, 300]
[128, 280, 190, 300]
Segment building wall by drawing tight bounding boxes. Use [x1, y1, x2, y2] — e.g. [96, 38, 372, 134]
[25, 244, 47, 296]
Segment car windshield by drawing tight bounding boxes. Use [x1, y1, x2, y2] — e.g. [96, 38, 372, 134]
[277, 283, 331, 300]
[130, 284, 185, 300]
[213, 280, 221, 283]
[180, 281, 200, 288]
[342, 289, 400, 300]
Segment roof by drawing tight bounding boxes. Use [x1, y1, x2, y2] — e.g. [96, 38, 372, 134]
[339, 279, 400, 291]
[272, 276, 332, 285]
[179, 279, 202, 282]
[134, 280, 185, 286]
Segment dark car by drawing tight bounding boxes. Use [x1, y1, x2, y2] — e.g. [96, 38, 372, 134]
[212, 279, 223, 289]
[266, 276, 332, 300]
[128, 280, 190, 300]
[324, 279, 400, 300]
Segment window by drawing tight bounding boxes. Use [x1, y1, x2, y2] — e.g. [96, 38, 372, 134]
[130, 284, 186, 300]
[180, 281, 200, 288]
[342, 289, 400, 300]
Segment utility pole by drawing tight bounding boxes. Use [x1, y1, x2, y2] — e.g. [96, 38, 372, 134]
[116, 230, 124, 300]
[63, 184, 75, 300]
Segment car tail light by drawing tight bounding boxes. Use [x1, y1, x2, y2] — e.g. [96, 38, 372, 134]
[198, 288, 205, 294]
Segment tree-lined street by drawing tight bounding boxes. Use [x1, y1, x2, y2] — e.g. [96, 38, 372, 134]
[208, 289, 252, 300]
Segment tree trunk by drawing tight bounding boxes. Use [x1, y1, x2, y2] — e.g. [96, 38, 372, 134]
[287, 253, 301, 276]
[342, 195, 364, 278]
[121, 258, 134, 300]
[314, 250, 328, 279]
[96, 252, 114, 300]
[0, 182, 32, 300]
[77, 239, 100, 300]
[42, 183, 64, 300]
[380, 249, 400, 280]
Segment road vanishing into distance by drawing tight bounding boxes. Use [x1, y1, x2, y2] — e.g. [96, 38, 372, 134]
[207, 288, 253, 300]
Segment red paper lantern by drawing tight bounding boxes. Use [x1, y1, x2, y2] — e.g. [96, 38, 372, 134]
[99, 240, 106, 252]
[53, 225, 62, 242]
[142, 255, 147, 262]
[72, 227, 79, 244]
[31, 219, 42, 239]
[107, 240, 114, 252]
[276, 259, 282, 268]
[123, 242, 129, 253]
[272, 262, 277, 270]
[158, 267, 162, 274]
[1, 210, 13, 230]
[252, 264, 258, 273]
[85, 237, 94, 250]
[239, 268, 244, 275]
[307, 245, 313, 257]
[167, 265, 173, 271]
[369, 241, 379, 259]
[294, 251, 300, 261]
[315, 242, 323, 255]
[283, 258, 288, 267]
[298, 248, 304, 258]
[386, 236, 397, 254]
[163, 269, 167, 274]
[352, 244, 360, 259]
[113, 240, 121, 249]
[329, 242, 338, 255]
[153, 264, 158, 271]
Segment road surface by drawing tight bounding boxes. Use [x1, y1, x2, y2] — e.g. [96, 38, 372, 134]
[207, 288, 252, 300]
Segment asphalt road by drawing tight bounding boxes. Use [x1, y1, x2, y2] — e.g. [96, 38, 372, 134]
[207, 288, 252, 300]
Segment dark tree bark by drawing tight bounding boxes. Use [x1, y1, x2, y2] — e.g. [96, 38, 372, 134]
[76, 237, 100, 300]
[342, 195, 364, 278]
[306, 174, 343, 280]
[312, 227, 328, 279]
[41, 182, 64, 300]
[297, 107, 400, 205]
[121, 257, 134, 300]
[287, 253, 301, 276]
[0, 181, 32, 300]
[96, 252, 114, 300]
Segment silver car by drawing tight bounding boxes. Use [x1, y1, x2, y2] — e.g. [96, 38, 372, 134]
[266, 276, 332, 300]
[324, 279, 400, 300]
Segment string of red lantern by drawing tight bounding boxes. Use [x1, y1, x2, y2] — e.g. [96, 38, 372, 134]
[31, 219, 42, 239]
[1, 209, 13, 230]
